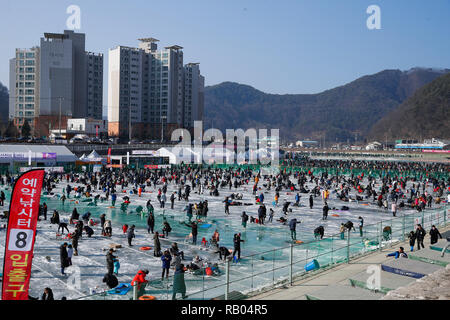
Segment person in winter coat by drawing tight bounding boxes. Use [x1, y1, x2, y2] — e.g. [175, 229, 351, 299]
[170, 192, 176, 209]
[415, 224, 426, 250]
[60, 243, 70, 275]
[172, 264, 187, 300]
[309, 195, 314, 209]
[70, 208, 79, 224]
[163, 219, 172, 237]
[289, 218, 299, 241]
[358, 216, 364, 237]
[131, 269, 149, 297]
[127, 225, 136, 246]
[83, 226, 94, 237]
[147, 212, 155, 234]
[100, 214, 106, 235]
[106, 249, 116, 275]
[103, 272, 119, 289]
[314, 226, 325, 240]
[268, 208, 274, 223]
[258, 206, 265, 225]
[232, 233, 244, 260]
[170, 242, 185, 260]
[71, 232, 79, 256]
[67, 244, 73, 266]
[161, 250, 172, 279]
[153, 232, 162, 257]
[217, 246, 231, 261]
[429, 225, 442, 245]
[50, 210, 60, 225]
[171, 252, 182, 270]
[340, 224, 346, 240]
[408, 231, 416, 252]
[241, 211, 249, 228]
[104, 220, 112, 237]
[322, 203, 329, 220]
[41, 287, 54, 300]
[191, 222, 198, 245]
[386, 247, 408, 259]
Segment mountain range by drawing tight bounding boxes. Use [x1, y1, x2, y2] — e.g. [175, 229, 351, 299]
[368, 72, 450, 141]
[204, 67, 450, 142]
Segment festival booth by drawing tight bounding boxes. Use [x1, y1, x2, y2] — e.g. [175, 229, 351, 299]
[75, 150, 105, 171]
[0, 144, 77, 173]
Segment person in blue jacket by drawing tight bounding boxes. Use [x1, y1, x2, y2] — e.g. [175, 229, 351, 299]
[111, 193, 117, 207]
[295, 193, 300, 206]
[259, 193, 264, 204]
[161, 250, 172, 280]
[386, 247, 408, 259]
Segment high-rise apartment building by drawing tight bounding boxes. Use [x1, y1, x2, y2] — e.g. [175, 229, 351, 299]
[9, 30, 103, 136]
[108, 38, 204, 140]
[86, 52, 104, 120]
[9, 47, 40, 130]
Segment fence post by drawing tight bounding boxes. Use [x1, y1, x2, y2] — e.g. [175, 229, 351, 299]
[132, 283, 138, 300]
[378, 221, 382, 252]
[289, 243, 293, 286]
[402, 214, 405, 242]
[225, 259, 230, 300]
[347, 229, 350, 263]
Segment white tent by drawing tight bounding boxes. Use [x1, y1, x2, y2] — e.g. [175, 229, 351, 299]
[170, 146, 202, 164]
[79, 153, 87, 161]
[85, 150, 104, 162]
[156, 148, 177, 164]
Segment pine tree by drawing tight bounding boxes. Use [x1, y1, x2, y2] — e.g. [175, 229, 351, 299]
[21, 119, 31, 138]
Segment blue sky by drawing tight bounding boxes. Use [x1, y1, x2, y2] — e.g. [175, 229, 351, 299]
[1, 0, 449, 100]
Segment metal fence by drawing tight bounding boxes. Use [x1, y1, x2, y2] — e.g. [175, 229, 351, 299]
[75, 205, 449, 300]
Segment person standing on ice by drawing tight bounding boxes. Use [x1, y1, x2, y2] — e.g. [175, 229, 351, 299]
[322, 203, 329, 220]
[106, 248, 116, 275]
[223, 197, 230, 215]
[309, 195, 314, 209]
[232, 233, 244, 261]
[358, 216, 364, 237]
[172, 264, 187, 300]
[161, 250, 172, 279]
[170, 192, 175, 209]
[111, 193, 117, 207]
[289, 218, 299, 241]
[153, 232, 162, 257]
[191, 221, 198, 245]
[147, 211, 155, 234]
[60, 243, 70, 275]
[127, 225, 136, 246]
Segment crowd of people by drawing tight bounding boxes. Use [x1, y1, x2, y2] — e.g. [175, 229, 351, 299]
[0, 157, 448, 300]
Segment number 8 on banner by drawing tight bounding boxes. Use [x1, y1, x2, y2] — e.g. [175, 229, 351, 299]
[8, 229, 33, 251]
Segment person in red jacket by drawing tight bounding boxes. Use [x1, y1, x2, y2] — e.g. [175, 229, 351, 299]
[131, 269, 149, 297]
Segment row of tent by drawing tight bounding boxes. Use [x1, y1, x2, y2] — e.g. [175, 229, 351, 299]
[78, 147, 279, 165]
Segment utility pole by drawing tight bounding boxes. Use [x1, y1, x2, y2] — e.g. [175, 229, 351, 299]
[161, 116, 167, 143]
[128, 105, 132, 142]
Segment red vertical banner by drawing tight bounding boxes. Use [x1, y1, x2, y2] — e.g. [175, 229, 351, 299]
[107, 147, 111, 164]
[2, 169, 45, 300]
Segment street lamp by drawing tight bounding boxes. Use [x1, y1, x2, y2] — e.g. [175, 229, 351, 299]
[161, 115, 167, 143]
